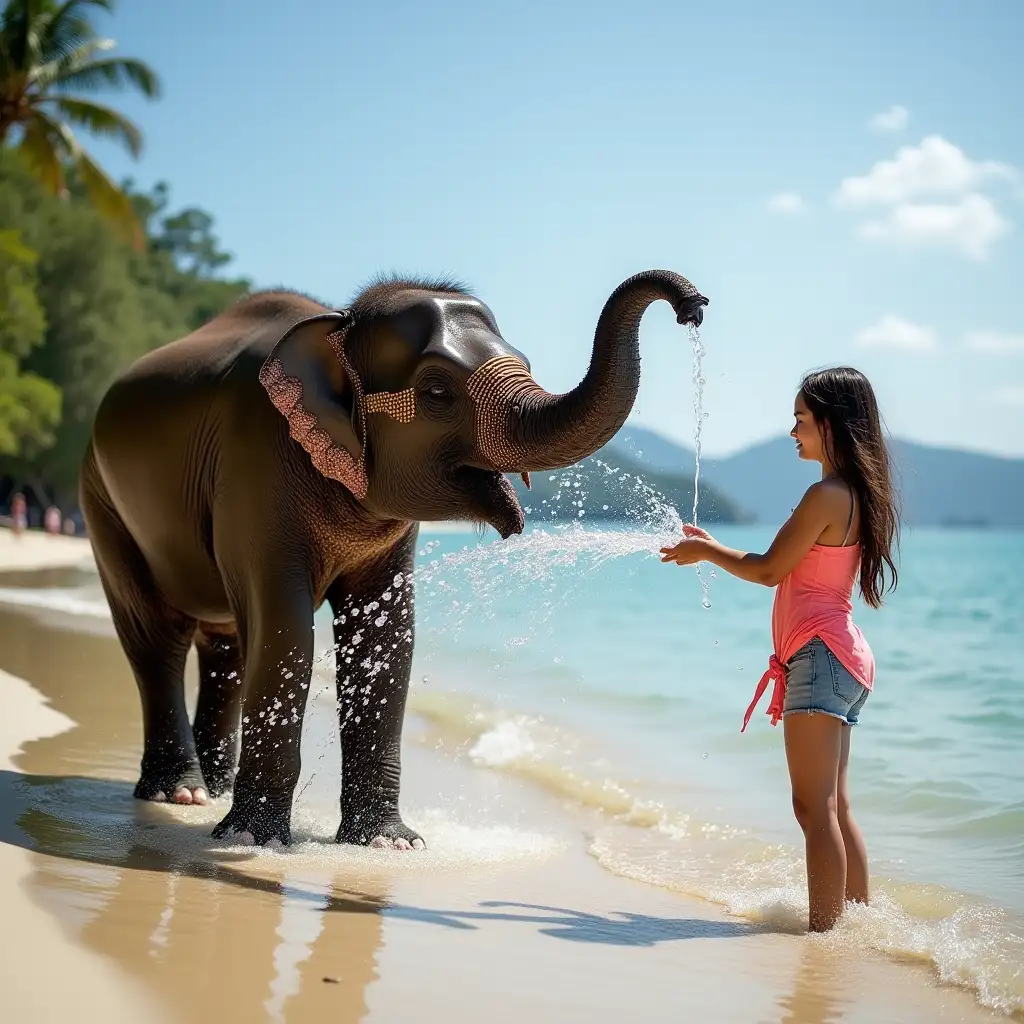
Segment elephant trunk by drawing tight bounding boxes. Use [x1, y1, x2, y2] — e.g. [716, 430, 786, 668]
[468, 270, 708, 473]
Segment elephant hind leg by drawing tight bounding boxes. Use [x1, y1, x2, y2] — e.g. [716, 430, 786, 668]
[80, 461, 206, 805]
[193, 622, 244, 798]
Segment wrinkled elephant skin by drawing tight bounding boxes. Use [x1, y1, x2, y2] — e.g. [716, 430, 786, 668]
[80, 271, 707, 847]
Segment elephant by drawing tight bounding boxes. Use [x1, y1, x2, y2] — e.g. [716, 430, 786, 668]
[79, 269, 708, 848]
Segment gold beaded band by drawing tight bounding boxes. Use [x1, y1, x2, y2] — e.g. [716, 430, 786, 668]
[364, 388, 416, 423]
[466, 354, 539, 469]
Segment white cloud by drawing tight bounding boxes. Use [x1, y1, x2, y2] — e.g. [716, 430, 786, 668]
[965, 331, 1024, 354]
[856, 193, 1009, 261]
[855, 315, 937, 353]
[766, 192, 805, 215]
[836, 135, 1016, 207]
[993, 386, 1024, 407]
[868, 105, 909, 134]
[834, 136, 1017, 260]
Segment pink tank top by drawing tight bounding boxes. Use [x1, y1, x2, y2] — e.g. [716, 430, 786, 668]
[741, 499, 875, 732]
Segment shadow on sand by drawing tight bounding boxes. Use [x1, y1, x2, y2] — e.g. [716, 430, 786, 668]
[0, 595, 760, 1020]
[0, 767, 752, 948]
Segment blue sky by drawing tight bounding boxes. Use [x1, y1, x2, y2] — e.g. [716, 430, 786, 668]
[88, 0, 1023, 457]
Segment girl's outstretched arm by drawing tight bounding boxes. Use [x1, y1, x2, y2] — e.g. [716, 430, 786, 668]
[660, 482, 837, 587]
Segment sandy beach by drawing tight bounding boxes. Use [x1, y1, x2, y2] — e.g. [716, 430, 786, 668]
[0, 526, 1012, 1023]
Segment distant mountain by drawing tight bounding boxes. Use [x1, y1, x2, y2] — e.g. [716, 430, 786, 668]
[605, 425, 1024, 528]
[513, 445, 744, 525]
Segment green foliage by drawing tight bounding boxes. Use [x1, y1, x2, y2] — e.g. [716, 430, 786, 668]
[0, 349, 62, 456]
[0, 225, 45, 355]
[0, 223, 61, 456]
[0, 149, 250, 504]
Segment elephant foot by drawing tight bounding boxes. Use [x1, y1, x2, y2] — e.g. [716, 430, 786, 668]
[195, 734, 239, 800]
[196, 756, 235, 800]
[134, 758, 209, 806]
[212, 791, 291, 847]
[337, 812, 426, 851]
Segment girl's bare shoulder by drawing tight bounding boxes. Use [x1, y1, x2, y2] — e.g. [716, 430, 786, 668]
[802, 479, 853, 522]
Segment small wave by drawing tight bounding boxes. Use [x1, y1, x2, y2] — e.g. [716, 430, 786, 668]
[953, 710, 1024, 732]
[920, 805, 1024, 841]
[411, 690, 670, 826]
[589, 826, 1024, 1019]
[0, 585, 110, 619]
[289, 809, 567, 873]
[413, 687, 1024, 1019]
[18, 770, 564, 878]
[468, 718, 537, 766]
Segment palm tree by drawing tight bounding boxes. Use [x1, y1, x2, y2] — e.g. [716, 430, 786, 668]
[0, 0, 160, 245]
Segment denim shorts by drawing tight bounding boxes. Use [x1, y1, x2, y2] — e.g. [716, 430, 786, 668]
[783, 637, 869, 726]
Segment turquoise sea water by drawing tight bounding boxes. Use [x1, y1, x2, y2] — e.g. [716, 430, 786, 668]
[408, 522, 1024, 906]
[1, 516, 1022, 1016]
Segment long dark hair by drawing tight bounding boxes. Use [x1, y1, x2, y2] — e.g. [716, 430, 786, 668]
[799, 366, 900, 608]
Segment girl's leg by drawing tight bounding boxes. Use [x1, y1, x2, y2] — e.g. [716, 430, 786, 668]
[838, 725, 869, 904]
[784, 713, 846, 932]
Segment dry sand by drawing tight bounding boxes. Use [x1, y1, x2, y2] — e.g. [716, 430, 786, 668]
[0, 527, 95, 571]
[0, 527, 1010, 1023]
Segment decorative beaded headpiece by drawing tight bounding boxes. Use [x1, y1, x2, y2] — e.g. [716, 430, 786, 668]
[259, 309, 419, 498]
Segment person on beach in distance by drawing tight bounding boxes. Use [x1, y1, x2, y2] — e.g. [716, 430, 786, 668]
[11, 493, 27, 537]
[659, 366, 900, 932]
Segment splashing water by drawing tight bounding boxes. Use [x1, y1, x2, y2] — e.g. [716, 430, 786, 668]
[293, 462, 694, 799]
[414, 511, 682, 641]
[688, 324, 711, 609]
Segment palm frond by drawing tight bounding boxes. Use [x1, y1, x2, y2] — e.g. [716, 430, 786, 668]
[49, 95, 141, 156]
[3, 0, 145, 250]
[39, 1, 107, 66]
[0, 0, 36, 72]
[29, 36, 113, 89]
[56, 54, 158, 97]
[45, 0, 117, 28]
[73, 142, 143, 248]
[16, 111, 74, 195]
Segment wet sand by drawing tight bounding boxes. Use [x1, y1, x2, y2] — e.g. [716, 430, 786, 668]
[0, 535, 1011, 1022]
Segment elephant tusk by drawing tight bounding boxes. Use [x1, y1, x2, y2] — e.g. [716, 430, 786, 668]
[520, 472, 532, 490]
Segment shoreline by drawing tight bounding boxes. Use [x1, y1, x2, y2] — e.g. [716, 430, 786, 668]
[0, 518, 480, 570]
[0, 529, 1017, 1021]
[0, 668, 172, 1022]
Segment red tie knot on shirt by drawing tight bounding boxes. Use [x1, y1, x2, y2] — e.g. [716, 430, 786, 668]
[741, 654, 786, 732]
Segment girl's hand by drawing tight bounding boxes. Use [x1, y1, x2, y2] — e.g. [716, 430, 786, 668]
[659, 537, 708, 565]
[681, 523, 713, 542]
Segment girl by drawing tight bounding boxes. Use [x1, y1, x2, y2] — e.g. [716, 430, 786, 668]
[660, 366, 900, 932]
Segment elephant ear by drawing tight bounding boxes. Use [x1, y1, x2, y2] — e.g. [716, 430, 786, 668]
[258, 311, 369, 498]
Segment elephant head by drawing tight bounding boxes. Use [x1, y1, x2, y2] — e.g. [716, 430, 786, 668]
[259, 271, 708, 538]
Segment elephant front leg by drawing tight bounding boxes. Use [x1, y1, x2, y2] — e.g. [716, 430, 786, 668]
[211, 585, 314, 847]
[329, 550, 424, 851]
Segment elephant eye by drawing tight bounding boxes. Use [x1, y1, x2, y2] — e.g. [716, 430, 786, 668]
[418, 379, 456, 413]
